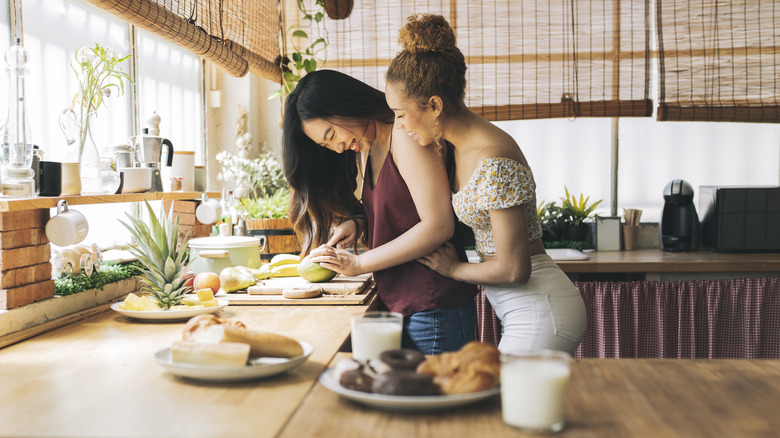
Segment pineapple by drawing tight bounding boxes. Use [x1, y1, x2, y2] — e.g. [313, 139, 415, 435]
[120, 201, 192, 310]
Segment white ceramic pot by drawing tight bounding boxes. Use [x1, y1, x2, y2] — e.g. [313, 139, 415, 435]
[119, 167, 152, 193]
[187, 236, 266, 274]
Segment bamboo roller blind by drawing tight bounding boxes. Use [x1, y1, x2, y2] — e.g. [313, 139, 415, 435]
[87, 0, 779, 123]
[315, 0, 653, 121]
[656, 0, 779, 123]
[84, 0, 281, 81]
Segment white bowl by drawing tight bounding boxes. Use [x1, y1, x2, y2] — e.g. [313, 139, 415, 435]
[120, 167, 152, 193]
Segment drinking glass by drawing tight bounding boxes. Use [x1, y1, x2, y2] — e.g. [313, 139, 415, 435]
[350, 311, 403, 362]
[500, 350, 571, 434]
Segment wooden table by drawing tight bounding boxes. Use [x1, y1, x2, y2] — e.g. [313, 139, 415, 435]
[279, 354, 780, 438]
[0, 302, 372, 438]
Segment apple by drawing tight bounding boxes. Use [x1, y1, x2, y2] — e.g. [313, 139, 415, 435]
[183, 269, 196, 289]
[193, 272, 221, 294]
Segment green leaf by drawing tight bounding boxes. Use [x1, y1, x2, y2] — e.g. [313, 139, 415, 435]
[292, 30, 308, 39]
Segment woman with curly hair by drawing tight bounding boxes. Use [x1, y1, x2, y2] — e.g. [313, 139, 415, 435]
[384, 14, 586, 355]
[282, 69, 478, 355]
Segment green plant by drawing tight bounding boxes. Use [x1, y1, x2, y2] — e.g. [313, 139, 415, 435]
[537, 200, 567, 241]
[240, 189, 290, 219]
[559, 186, 603, 227]
[54, 262, 142, 296]
[119, 201, 192, 309]
[216, 150, 287, 199]
[70, 43, 131, 158]
[270, 0, 329, 99]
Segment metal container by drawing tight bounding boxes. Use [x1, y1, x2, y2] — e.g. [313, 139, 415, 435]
[187, 236, 266, 274]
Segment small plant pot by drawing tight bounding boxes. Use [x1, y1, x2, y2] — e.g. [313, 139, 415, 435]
[564, 224, 591, 242]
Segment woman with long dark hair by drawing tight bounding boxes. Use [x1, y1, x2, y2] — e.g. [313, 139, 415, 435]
[282, 69, 478, 355]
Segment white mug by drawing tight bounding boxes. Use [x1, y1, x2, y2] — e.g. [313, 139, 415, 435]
[195, 193, 222, 225]
[46, 199, 89, 247]
[60, 162, 81, 196]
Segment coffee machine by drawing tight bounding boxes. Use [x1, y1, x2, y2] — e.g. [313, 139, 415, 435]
[129, 114, 173, 193]
[660, 179, 700, 251]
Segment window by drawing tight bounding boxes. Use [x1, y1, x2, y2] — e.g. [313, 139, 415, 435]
[4, 0, 203, 247]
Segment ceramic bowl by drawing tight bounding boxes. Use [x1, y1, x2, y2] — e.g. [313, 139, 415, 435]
[119, 167, 152, 193]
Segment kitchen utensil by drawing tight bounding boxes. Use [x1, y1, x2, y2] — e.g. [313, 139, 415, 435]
[161, 150, 195, 192]
[187, 235, 265, 274]
[130, 134, 174, 167]
[38, 161, 62, 196]
[45, 199, 89, 247]
[119, 167, 152, 193]
[195, 193, 222, 224]
[60, 162, 81, 195]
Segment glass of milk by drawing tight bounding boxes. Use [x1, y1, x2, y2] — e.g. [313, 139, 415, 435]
[500, 350, 571, 434]
[350, 311, 403, 362]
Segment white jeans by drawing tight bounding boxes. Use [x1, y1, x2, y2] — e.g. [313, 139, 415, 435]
[484, 254, 586, 355]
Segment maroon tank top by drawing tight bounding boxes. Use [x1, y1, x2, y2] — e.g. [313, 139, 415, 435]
[361, 152, 478, 316]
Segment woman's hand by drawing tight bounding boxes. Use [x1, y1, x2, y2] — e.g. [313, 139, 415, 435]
[310, 244, 365, 276]
[417, 242, 460, 278]
[327, 219, 360, 249]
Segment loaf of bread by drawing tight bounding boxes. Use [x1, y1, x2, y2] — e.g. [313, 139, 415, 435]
[171, 340, 250, 367]
[416, 341, 500, 394]
[182, 314, 304, 358]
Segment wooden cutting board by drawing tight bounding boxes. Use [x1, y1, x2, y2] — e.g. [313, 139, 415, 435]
[220, 273, 374, 305]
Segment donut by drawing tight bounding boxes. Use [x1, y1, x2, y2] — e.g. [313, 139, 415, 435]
[371, 370, 440, 396]
[339, 368, 374, 393]
[377, 349, 425, 371]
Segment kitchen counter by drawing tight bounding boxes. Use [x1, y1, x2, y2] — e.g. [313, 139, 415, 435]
[280, 353, 780, 438]
[555, 249, 780, 274]
[0, 301, 374, 438]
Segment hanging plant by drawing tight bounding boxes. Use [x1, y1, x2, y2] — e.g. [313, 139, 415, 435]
[270, 0, 329, 100]
[324, 0, 353, 19]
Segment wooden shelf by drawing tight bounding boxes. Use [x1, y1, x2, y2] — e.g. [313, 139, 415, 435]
[0, 191, 220, 212]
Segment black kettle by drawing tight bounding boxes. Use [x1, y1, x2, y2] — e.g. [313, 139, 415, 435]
[660, 179, 700, 251]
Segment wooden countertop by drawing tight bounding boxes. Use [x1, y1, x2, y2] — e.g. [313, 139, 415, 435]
[0, 302, 373, 438]
[279, 353, 780, 438]
[555, 249, 780, 273]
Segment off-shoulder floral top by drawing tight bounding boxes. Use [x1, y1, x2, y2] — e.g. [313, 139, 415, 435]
[452, 157, 542, 257]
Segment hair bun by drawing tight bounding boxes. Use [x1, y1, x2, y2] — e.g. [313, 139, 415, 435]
[398, 14, 456, 54]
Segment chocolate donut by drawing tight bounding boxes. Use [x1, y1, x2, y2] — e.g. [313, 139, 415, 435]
[339, 368, 374, 393]
[378, 349, 425, 371]
[371, 370, 440, 396]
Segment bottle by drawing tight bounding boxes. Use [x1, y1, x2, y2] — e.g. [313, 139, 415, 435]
[0, 38, 35, 196]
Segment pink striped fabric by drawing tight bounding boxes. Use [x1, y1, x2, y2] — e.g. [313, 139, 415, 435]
[475, 277, 780, 358]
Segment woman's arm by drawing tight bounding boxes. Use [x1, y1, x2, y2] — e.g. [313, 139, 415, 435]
[313, 132, 455, 275]
[419, 205, 533, 286]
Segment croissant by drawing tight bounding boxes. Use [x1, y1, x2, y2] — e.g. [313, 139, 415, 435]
[416, 341, 500, 394]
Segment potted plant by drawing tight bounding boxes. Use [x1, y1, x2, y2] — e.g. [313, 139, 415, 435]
[538, 187, 603, 250]
[64, 42, 131, 194]
[559, 186, 603, 242]
[216, 148, 300, 258]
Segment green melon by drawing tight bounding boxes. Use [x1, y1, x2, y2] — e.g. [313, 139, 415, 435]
[297, 255, 338, 282]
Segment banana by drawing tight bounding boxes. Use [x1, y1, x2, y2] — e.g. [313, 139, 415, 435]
[271, 264, 300, 277]
[270, 254, 301, 268]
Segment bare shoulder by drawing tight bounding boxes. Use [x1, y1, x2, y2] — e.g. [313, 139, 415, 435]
[473, 124, 528, 167]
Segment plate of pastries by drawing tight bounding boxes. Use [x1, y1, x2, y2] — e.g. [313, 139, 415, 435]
[155, 314, 312, 382]
[319, 341, 500, 412]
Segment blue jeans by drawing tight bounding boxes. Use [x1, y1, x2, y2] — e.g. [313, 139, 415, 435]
[402, 303, 476, 355]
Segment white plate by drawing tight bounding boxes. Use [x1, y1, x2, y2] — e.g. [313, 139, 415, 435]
[319, 369, 500, 412]
[110, 298, 229, 321]
[546, 248, 590, 261]
[155, 341, 313, 382]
